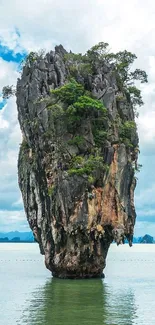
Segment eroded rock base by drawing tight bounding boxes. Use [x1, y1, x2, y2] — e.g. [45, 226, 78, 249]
[43, 237, 111, 279]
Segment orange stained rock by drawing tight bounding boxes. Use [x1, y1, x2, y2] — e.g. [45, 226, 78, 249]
[87, 188, 103, 228]
[96, 224, 104, 234]
[70, 199, 84, 224]
[67, 145, 126, 230]
[100, 145, 125, 227]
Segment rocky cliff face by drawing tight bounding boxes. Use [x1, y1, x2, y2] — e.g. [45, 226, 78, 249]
[17, 45, 139, 278]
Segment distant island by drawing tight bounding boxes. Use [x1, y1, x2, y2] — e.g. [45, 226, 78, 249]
[0, 231, 35, 243]
[0, 232, 154, 244]
[138, 234, 154, 244]
[129, 234, 154, 244]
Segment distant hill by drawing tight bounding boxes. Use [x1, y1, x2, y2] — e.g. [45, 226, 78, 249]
[120, 235, 155, 244]
[0, 231, 34, 242]
[0, 231, 154, 244]
[139, 234, 154, 244]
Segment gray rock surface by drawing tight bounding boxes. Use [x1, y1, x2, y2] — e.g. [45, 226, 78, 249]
[17, 45, 138, 278]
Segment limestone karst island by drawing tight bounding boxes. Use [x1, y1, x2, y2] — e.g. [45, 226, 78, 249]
[4, 42, 147, 279]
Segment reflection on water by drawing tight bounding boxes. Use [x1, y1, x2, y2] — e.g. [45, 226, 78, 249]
[21, 278, 136, 325]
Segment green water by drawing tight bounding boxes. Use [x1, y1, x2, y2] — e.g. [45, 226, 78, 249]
[0, 243, 155, 324]
[22, 278, 135, 325]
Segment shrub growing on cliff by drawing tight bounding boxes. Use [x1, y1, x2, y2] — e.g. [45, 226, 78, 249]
[64, 53, 93, 78]
[64, 52, 84, 62]
[2, 85, 16, 99]
[127, 86, 144, 107]
[67, 135, 84, 146]
[67, 95, 106, 117]
[51, 79, 107, 130]
[120, 121, 137, 147]
[93, 129, 107, 146]
[86, 42, 109, 64]
[20, 50, 45, 68]
[68, 154, 107, 180]
[51, 79, 85, 105]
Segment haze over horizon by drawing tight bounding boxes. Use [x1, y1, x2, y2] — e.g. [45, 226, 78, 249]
[0, 0, 155, 237]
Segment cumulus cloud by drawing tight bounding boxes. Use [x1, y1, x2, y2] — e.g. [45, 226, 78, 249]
[0, 210, 29, 232]
[0, 58, 18, 88]
[134, 221, 155, 237]
[136, 183, 155, 207]
[0, 0, 154, 53]
[0, 97, 22, 210]
[0, 61, 23, 230]
[0, 0, 155, 233]
[12, 196, 23, 208]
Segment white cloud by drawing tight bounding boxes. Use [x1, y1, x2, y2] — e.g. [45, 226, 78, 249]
[0, 58, 18, 89]
[136, 183, 155, 207]
[12, 196, 23, 208]
[0, 209, 25, 221]
[0, 112, 9, 129]
[134, 221, 155, 237]
[0, 0, 154, 54]
[137, 209, 155, 219]
[138, 111, 155, 155]
[0, 93, 22, 213]
[0, 209, 29, 232]
[137, 57, 155, 155]
[0, 56, 24, 232]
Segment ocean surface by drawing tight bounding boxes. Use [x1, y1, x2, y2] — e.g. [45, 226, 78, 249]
[0, 243, 155, 325]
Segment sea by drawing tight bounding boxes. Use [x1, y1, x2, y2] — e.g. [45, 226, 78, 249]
[0, 243, 155, 325]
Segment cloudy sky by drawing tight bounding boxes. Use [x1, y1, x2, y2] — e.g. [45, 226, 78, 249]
[0, 0, 155, 236]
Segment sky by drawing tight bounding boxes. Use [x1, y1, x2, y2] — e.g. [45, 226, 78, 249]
[0, 0, 155, 236]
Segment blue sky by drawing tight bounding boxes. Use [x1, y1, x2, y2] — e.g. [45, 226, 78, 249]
[0, 45, 24, 63]
[0, 0, 155, 236]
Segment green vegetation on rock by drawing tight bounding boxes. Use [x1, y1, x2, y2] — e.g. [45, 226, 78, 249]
[51, 79, 85, 105]
[120, 121, 137, 148]
[67, 136, 85, 146]
[48, 184, 55, 196]
[68, 154, 108, 181]
[49, 78, 107, 143]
